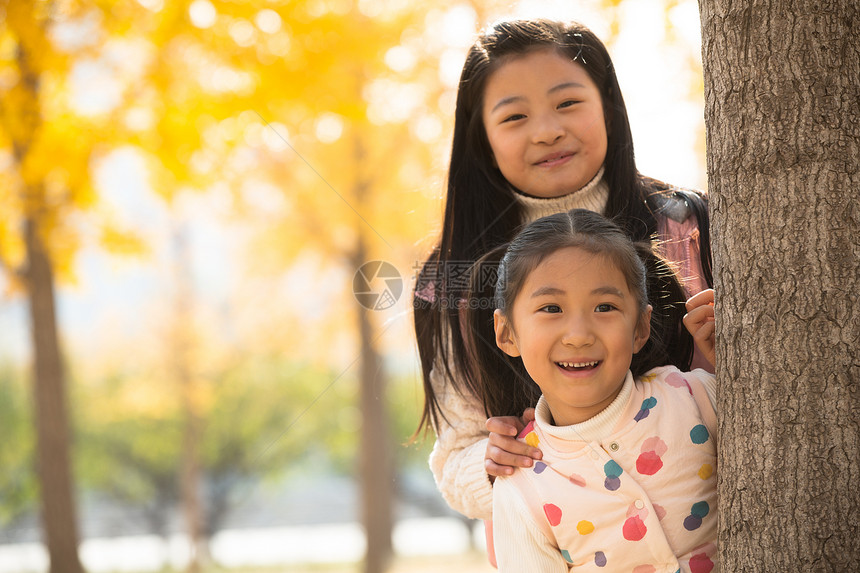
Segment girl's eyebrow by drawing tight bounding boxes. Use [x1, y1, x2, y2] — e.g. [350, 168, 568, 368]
[490, 95, 525, 113]
[591, 286, 625, 297]
[530, 285, 624, 298]
[489, 81, 587, 113]
[530, 286, 566, 298]
[548, 81, 586, 95]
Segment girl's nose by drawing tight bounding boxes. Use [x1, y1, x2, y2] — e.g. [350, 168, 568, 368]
[561, 317, 595, 347]
[531, 113, 564, 145]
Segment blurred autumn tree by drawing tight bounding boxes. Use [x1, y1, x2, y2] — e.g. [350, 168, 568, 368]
[105, 2, 462, 571]
[0, 1, 142, 570]
[226, 5, 457, 571]
[5, 1, 454, 570]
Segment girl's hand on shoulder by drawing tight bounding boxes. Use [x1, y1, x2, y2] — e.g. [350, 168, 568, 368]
[683, 289, 716, 367]
[485, 408, 542, 482]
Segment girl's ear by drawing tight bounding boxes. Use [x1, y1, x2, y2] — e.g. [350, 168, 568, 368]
[494, 310, 521, 357]
[633, 304, 652, 353]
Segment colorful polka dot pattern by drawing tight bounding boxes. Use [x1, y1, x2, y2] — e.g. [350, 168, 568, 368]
[603, 460, 623, 491]
[577, 520, 594, 535]
[636, 436, 667, 476]
[690, 424, 710, 444]
[688, 543, 716, 573]
[623, 502, 649, 541]
[689, 552, 715, 573]
[518, 368, 716, 572]
[634, 397, 658, 422]
[544, 503, 562, 527]
[622, 515, 647, 541]
[684, 501, 710, 531]
[665, 372, 692, 394]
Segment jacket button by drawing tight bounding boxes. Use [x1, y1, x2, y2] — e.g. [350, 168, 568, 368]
[635, 499, 645, 509]
[609, 442, 620, 452]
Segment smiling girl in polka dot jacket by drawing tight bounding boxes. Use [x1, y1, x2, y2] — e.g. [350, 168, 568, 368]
[465, 210, 718, 572]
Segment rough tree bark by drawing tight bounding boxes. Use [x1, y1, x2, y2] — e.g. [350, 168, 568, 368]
[698, 1, 860, 570]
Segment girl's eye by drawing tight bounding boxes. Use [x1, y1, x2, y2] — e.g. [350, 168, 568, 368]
[558, 100, 580, 109]
[502, 113, 526, 123]
[540, 304, 562, 314]
[595, 303, 616, 313]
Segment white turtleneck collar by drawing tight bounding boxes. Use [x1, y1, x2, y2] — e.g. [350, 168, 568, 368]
[535, 370, 634, 443]
[513, 165, 609, 225]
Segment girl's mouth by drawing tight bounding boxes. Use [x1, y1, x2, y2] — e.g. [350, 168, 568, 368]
[535, 151, 574, 167]
[557, 361, 600, 371]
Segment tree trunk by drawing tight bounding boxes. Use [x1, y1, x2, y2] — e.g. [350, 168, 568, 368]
[698, 1, 860, 570]
[354, 234, 395, 573]
[24, 217, 85, 573]
[171, 224, 207, 572]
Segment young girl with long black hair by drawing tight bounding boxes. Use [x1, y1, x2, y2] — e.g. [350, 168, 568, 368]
[413, 18, 713, 524]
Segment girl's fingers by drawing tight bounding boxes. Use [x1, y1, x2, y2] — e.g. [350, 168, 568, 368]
[487, 432, 541, 457]
[687, 318, 715, 346]
[486, 433, 542, 467]
[691, 318, 716, 366]
[683, 302, 714, 334]
[485, 443, 537, 476]
[694, 322, 716, 347]
[685, 288, 715, 311]
[485, 411, 543, 478]
[485, 452, 534, 476]
[521, 407, 536, 425]
[485, 459, 516, 478]
[685, 301, 715, 321]
[486, 416, 520, 437]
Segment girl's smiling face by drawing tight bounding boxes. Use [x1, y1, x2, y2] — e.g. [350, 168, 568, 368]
[494, 247, 651, 426]
[482, 48, 608, 198]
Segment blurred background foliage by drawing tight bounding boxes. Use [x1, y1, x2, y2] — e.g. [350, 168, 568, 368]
[0, 0, 705, 570]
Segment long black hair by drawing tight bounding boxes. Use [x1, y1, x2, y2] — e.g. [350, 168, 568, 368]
[413, 19, 711, 432]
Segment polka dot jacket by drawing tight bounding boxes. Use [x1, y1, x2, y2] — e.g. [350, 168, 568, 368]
[492, 366, 718, 572]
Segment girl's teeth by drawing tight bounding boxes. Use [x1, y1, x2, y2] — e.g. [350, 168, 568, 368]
[559, 361, 598, 368]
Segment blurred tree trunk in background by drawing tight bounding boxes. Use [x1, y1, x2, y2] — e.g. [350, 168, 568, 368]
[171, 223, 208, 571]
[356, 270, 394, 573]
[24, 217, 84, 573]
[353, 132, 394, 573]
[699, 0, 860, 569]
